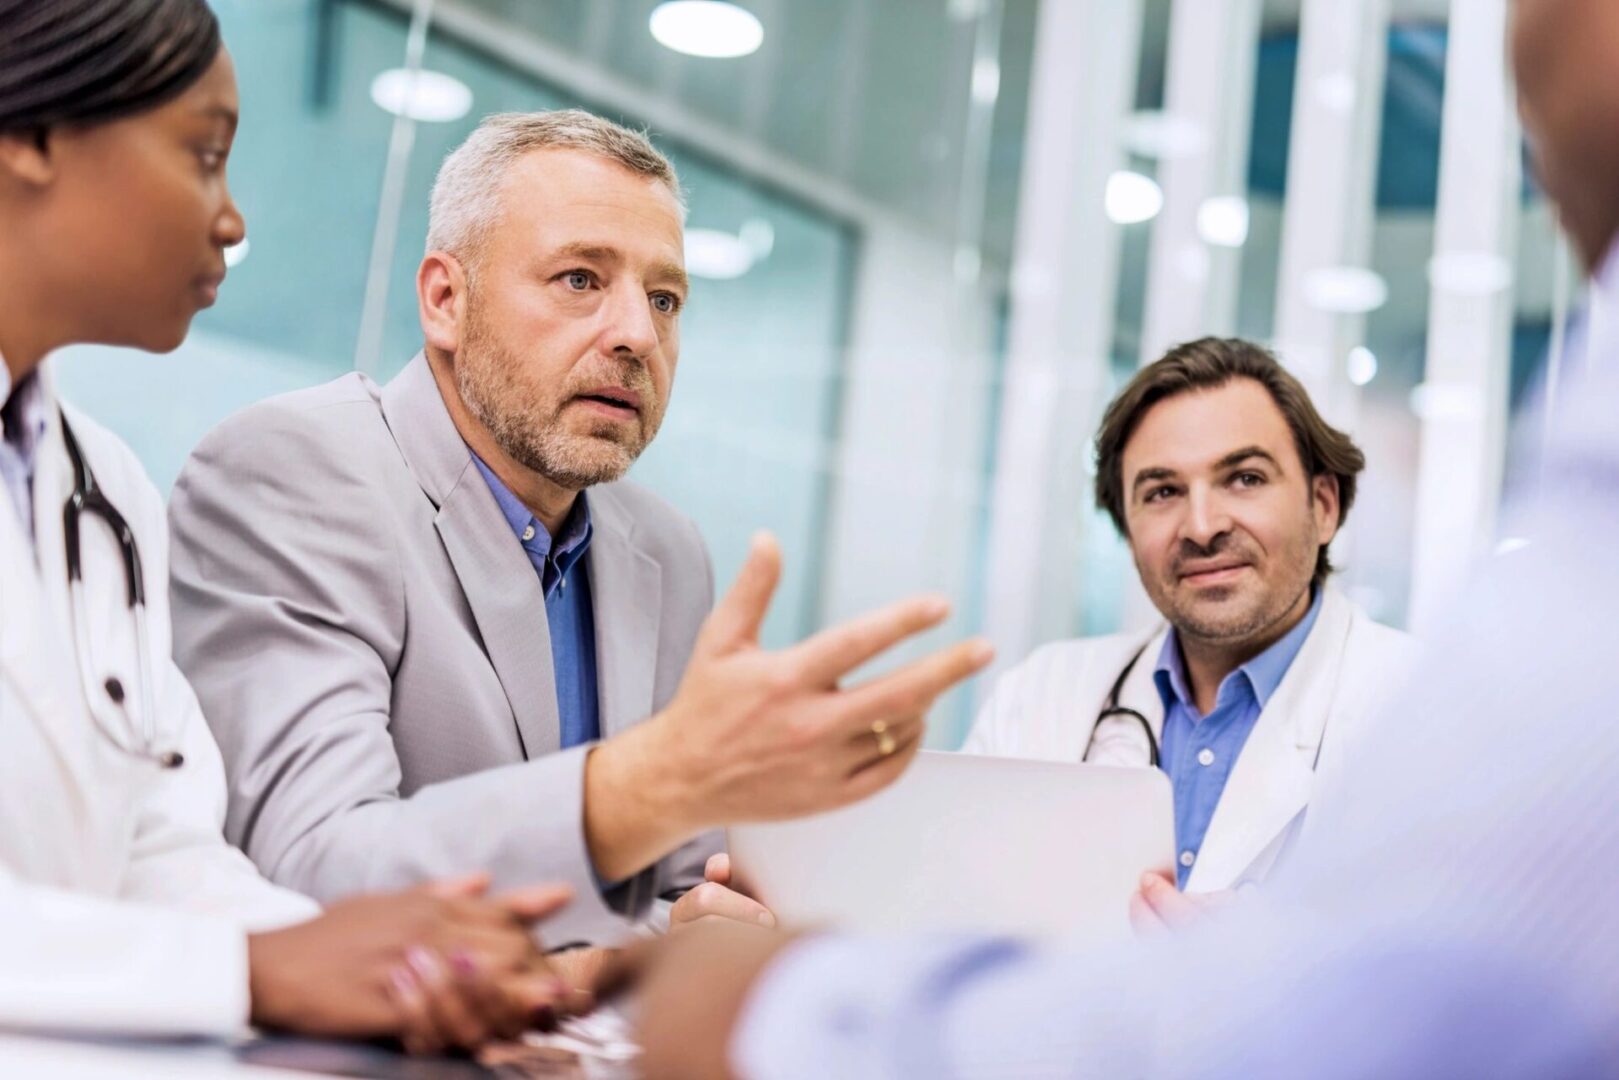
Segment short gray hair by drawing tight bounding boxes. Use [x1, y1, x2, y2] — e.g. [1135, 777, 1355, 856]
[426, 109, 684, 267]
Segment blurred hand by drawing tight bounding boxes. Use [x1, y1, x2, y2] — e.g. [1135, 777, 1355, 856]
[670, 853, 776, 931]
[600, 920, 801, 1080]
[585, 533, 994, 881]
[247, 873, 578, 1055]
[1128, 871, 1237, 937]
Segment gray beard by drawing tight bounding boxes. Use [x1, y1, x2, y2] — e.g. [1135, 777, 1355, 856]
[451, 304, 659, 489]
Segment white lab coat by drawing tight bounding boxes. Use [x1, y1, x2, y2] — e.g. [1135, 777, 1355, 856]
[964, 586, 1415, 892]
[0, 365, 317, 1037]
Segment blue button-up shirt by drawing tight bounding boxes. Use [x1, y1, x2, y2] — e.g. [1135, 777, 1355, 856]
[472, 456, 600, 749]
[0, 362, 47, 545]
[1153, 587, 1323, 887]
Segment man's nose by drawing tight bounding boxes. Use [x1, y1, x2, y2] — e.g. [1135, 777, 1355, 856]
[1180, 488, 1233, 548]
[600, 283, 659, 358]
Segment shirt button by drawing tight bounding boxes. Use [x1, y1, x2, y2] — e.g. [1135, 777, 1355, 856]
[522, 525, 536, 542]
[1179, 850, 1196, 868]
[1197, 748, 1215, 767]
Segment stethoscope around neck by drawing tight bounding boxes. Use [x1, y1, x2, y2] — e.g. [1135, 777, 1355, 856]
[58, 412, 183, 769]
[1084, 643, 1160, 768]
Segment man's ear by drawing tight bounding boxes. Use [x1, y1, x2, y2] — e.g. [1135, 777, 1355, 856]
[418, 250, 468, 355]
[1312, 473, 1342, 546]
[0, 129, 56, 188]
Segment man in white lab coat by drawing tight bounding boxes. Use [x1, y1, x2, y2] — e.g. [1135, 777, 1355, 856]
[965, 338, 1412, 919]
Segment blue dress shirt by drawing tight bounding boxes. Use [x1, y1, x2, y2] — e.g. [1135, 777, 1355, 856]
[471, 456, 600, 749]
[1153, 587, 1323, 886]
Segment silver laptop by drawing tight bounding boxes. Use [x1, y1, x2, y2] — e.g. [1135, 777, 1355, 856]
[727, 751, 1175, 944]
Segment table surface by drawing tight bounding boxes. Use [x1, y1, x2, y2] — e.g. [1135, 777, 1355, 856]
[0, 1030, 617, 1079]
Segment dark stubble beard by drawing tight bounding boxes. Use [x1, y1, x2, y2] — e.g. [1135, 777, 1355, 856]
[453, 297, 663, 490]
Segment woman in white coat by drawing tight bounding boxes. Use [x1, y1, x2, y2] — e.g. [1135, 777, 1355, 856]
[0, 0, 577, 1053]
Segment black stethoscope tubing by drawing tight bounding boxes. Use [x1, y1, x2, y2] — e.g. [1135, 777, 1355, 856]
[59, 411, 183, 769]
[1086, 642, 1160, 768]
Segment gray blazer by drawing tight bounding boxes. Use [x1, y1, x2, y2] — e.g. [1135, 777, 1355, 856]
[168, 353, 717, 944]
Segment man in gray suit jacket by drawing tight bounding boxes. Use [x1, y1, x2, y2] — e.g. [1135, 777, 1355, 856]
[168, 111, 992, 954]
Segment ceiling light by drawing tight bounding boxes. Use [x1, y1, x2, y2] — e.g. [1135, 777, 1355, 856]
[1313, 73, 1358, 115]
[1427, 252, 1514, 296]
[739, 218, 775, 260]
[1346, 345, 1378, 386]
[223, 239, 250, 269]
[1302, 266, 1388, 314]
[1409, 382, 1485, 420]
[1196, 196, 1250, 248]
[1105, 171, 1163, 226]
[649, 2, 763, 59]
[971, 57, 1000, 106]
[1121, 110, 1206, 160]
[685, 227, 753, 279]
[370, 68, 473, 123]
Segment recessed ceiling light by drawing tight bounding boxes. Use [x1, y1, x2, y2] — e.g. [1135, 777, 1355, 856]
[1427, 252, 1514, 296]
[1346, 345, 1378, 386]
[1105, 171, 1163, 226]
[1302, 266, 1388, 314]
[370, 68, 473, 123]
[223, 239, 250, 269]
[1197, 196, 1250, 248]
[1121, 110, 1206, 160]
[971, 57, 1000, 106]
[739, 218, 775, 260]
[685, 227, 753, 279]
[649, 2, 764, 59]
[1313, 73, 1358, 115]
[1409, 382, 1485, 420]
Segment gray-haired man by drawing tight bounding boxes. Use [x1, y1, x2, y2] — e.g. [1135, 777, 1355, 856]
[167, 111, 991, 978]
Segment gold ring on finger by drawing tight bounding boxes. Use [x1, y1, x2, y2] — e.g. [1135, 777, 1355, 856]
[870, 720, 897, 756]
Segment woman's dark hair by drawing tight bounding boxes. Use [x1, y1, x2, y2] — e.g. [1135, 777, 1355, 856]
[0, 0, 220, 134]
[1094, 337, 1365, 589]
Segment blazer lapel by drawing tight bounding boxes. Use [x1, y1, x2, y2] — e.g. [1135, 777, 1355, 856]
[380, 353, 560, 758]
[1187, 588, 1356, 891]
[585, 489, 661, 739]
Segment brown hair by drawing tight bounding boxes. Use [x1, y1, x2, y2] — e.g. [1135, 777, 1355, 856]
[1093, 337, 1364, 588]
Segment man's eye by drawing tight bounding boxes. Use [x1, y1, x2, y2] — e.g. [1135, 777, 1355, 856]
[1233, 471, 1265, 488]
[1145, 486, 1176, 503]
[651, 292, 682, 315]
[564, 271, 591, 290]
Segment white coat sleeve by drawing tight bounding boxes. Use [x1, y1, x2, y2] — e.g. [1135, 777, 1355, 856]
[0, 865, 251, 1037]
[115, 457, 318, 932]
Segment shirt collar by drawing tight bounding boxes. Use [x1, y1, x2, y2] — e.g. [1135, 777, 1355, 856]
[1153, 586, 1325, 716]
[471, 453, 593, 571]
[0, 358, 49, 464]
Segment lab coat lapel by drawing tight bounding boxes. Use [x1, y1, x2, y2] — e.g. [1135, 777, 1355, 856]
[1186, 588, 1355, 891]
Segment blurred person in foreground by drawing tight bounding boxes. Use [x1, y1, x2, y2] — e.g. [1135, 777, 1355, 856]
[608, 0, 1619, 1075]
[0, 0, 585, 1054]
